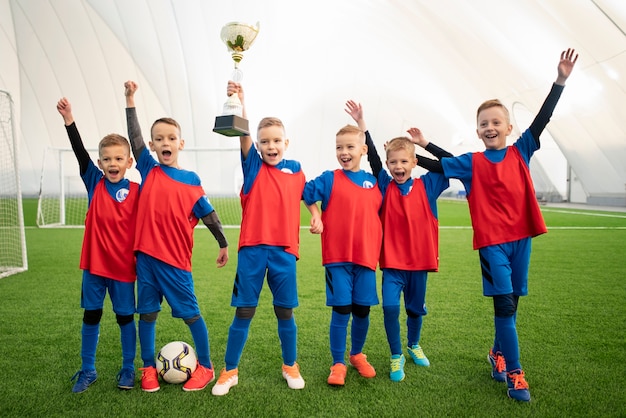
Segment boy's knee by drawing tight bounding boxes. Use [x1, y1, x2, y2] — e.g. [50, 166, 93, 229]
[352, 304, 370, 318]
[235, 307, 256, 320]
[493, 294, 518, 317]
[183, 315, 201, 325]
[140, 312, 158, 322]
[273, 306, 293, 320]
[116, 313, 134, 326]
[332, 305, 352, 315]
[83, 309, 103, 325]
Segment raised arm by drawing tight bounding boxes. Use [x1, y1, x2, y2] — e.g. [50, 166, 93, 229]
[406, 127, 446, 173]
[124, 80, 147, 158]
[529, 48, 578, 143]
[57, 97, 91, 175]
[345, 100, 384, 177]
[227, 81, 253, 159]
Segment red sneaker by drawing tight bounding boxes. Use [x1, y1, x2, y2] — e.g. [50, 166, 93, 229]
[349, 353, 376, 378]
[327, 363, 347, 386]
[140, 366, 160, 392]
[183, 364, 215, 392]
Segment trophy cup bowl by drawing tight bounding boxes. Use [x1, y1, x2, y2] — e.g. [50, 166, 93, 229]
[213, 22, 260, 137]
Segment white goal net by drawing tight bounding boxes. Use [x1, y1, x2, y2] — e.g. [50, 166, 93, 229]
[0, 90, 28, 278]
[37, 146, 243, 228]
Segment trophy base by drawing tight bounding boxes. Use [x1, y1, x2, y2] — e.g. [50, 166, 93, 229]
[213, 115, 250, 137]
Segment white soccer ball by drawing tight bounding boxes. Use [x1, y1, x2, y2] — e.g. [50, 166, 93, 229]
[156, 341, 198, 384]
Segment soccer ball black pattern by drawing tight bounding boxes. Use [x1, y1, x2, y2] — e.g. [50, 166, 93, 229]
[156, 341, 198, 384]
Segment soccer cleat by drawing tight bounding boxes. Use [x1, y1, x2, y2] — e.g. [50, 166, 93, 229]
[140, 366, 160, 392]
[116, 368, 135, 390]
[327, 363, 347, 386]
[71, 370, 98, 393]
[389, 354, 406, 382]
[183, 363, 215, 391]
[506, 369, 531, 402]
[282, 362, 305, 389]
[488, 349, 507, 382]
[349, 353, 376, 378]
[212, 368, 239, 396]
[407, 344, 430, 367]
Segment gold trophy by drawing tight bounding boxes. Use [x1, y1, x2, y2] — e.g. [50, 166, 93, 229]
[213, 21, 260, 136]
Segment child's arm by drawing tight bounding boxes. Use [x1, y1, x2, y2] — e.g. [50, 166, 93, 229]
[529, 48, 578, 143]
[56, 97, 91, 175]
[306, 202, 323, 234]
[407, 127, 446, 173]
[123, 80, 147, 158]
[200, 210, 229, 267]
[227, 81, 253, 159]
[344, 100, 384, 177]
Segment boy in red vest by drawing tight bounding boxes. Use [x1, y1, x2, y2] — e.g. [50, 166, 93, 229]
[416, 48, 578, 401]
[346, 100, 451, 382]
[124, 81, 229, 393]
[211, 82, 321, 396]
[58, 98, 139, 393]
[303, 120, 383, 386]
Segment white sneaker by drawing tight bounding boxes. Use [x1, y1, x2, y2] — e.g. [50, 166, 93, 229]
[211, 368, 239, 396]
[282, 362, 305, 389]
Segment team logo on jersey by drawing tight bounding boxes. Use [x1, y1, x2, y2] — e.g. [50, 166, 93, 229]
[116, 188, 129, 202]
[362, 180, 374, 189]
[281, 168, 294, 174]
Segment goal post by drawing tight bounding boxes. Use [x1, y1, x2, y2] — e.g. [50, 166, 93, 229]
[37, 146, 243, 228]
[0, 89, 28, 278]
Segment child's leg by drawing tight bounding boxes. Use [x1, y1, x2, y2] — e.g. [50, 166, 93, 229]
[350, 304, 370, 356]
[404, 271, 428, 347]
[138, 312, 158, 367]
[81, 309, 102, 371]
[224, 308, 255, 370]
[383, 305, 402, 355]
[406, 313, 423, 347]
[493, 294, 521, 371]
[330, 308, 350, 364]
[186, 315, 211, 368]
[275, 307, 297, 366]
[117, 315, 136, 370]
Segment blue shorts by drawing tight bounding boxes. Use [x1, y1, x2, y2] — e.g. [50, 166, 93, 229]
[324, 264, 379, 307]
[381, 268, 428, 316]
[81, 271, 135, 316]
[232, 245, 298, 308]
[478, 238, 531, 297]
[136, 252, 200, 319]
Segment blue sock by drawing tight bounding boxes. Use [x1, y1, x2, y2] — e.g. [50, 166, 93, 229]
[138, 319, 156, 367]
[278, 317, 297, 366]
[188, 317, 211, 368]
[119, 320, 136, 370]
[407, 315, 423, 347]
[494, 315, 521, 371]
[349, 314, 370, 356]
[81, 323, 99, 371]
[383, 306, 402, 355]
[225, 316, 251, 370]
[330, 311, 349, 364]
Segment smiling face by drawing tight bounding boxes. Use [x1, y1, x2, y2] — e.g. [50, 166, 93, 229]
[256, 121, 289, 166]
[476, 100, 513, 150]
[385, 138, 417, 184]
[97, 134, 133, 183]
[335, 125, 367, 172]
[149, 118, 184, 168]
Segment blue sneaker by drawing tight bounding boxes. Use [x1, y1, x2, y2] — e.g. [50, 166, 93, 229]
[407, 344, 430, 367]
[389, 354, 405, 382]
[71, 370, 98, 393]
[117, 368, 135, 390]
[506, 369, 531, 402]
[488, 349, 506, 382]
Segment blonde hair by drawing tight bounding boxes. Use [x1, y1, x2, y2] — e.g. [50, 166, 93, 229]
[150, 117, 181, 137]
[336, 124, 364, 142]
[257, 116, 286, 134]
[99, 134, 131, 156]
[476, 99, 510, 124]
[385, 136, 415, 157]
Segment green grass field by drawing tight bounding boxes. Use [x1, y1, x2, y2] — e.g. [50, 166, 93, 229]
[1, 199, 625, 417]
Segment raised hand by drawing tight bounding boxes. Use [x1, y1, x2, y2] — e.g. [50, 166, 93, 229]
[556, 48, 578, 85]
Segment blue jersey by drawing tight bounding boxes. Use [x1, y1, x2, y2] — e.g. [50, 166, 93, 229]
[376, 170, 449, 219]
[82, 160, 132, 206]
[303, 169, 377, 210]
